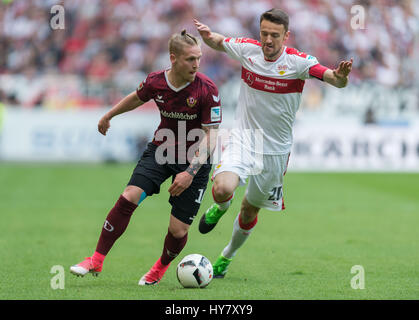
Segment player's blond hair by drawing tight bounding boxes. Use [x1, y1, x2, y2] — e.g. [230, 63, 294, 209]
[168, 29, 200, 56]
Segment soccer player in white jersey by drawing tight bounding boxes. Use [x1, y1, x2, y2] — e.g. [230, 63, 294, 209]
[194, 8, 353, 278]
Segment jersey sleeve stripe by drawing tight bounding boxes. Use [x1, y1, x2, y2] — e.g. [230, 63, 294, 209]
[309, 63, 328, 80]
[285, 47, 307, 58]
[224, 37, 261, 46]
[237, 38, 261, 46]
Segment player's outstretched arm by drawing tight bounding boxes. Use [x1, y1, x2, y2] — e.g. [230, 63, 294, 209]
[168, 124, 219, 197]
[323, 58, 353, 88]
[194, 19, 226, 52]
[98, 91, 144, 136]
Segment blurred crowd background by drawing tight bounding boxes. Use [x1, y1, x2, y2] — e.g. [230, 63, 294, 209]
[0, 0, 418, 117]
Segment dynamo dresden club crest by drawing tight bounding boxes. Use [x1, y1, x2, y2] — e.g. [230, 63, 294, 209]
[186, 96, 197, 108]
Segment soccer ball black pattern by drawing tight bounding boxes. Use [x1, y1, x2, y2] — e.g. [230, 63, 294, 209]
[176, 254, 213, 288]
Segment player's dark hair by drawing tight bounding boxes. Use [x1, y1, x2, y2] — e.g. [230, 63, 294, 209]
[169, 29, 200, 55]
[260, 8, 289, 31]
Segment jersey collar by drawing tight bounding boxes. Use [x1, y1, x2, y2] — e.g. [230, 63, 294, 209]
[164, 69, 191, 92]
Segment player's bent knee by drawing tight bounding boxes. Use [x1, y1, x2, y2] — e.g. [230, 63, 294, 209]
[213, 180, 235, 201]
[170, 229, 188, 239]
[168, 226, 189, 239]
[169, 214, 190, 238]
[122, 185, 145, 205]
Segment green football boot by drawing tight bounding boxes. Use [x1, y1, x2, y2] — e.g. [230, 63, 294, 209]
[198, 203, 228, 234]
[212, 255, 233, 278]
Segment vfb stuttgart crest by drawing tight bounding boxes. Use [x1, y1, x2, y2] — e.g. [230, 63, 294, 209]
[277, 64, 288, 75]
[186, 96, 197, 108]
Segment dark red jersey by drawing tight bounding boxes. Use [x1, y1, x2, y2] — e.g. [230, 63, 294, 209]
[136, 70, 222, 162]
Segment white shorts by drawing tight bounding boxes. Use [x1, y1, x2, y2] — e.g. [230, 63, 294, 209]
[212, 140, 290, 211]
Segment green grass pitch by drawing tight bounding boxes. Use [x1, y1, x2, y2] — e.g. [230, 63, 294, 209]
[0, 163, 418, 300]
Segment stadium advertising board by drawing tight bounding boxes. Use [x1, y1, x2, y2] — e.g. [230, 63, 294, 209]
[290, 123, 419, 171]
[0, 107, 158, 163]
[0, 107, 418, 171]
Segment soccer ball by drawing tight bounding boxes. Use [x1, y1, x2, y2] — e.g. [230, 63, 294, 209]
[176, 254, 213, 288]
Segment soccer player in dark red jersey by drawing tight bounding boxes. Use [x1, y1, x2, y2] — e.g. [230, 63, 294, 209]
[70, 30, 222, 285]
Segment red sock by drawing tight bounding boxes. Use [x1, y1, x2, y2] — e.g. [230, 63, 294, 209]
[95, 195, 137, 256]
[160, 230, 188, 266]
[238, 213, 258, 230]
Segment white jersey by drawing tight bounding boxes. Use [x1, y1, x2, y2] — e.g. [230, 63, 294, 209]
[223, 37, 324, 155]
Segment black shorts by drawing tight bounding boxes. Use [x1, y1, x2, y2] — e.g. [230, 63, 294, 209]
[127, 142, 211, 225]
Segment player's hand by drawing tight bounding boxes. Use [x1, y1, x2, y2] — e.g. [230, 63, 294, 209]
[333, 58, 353, 79]
[98, 115, 111, 136]
[168, 171, 194, 197]
[193, 19, 211, 39]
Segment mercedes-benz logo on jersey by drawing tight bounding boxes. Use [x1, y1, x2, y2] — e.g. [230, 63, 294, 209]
[245, 72, 254, 85]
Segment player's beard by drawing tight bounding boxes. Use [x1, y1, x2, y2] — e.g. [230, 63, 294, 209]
[263, 45, 281, 60]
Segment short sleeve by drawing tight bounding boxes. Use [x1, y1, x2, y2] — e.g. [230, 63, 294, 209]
[222, 37, 260, 62]
[136, 74, 153, 102]
[222, 37, 243, 61]
[201, 84, 222, 127]
[297, 53, 322, 80]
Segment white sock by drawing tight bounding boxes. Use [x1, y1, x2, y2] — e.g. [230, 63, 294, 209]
[218, 198, 232, 211]
[213, 189, 234, 212]
[222, 212, 257, 259]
